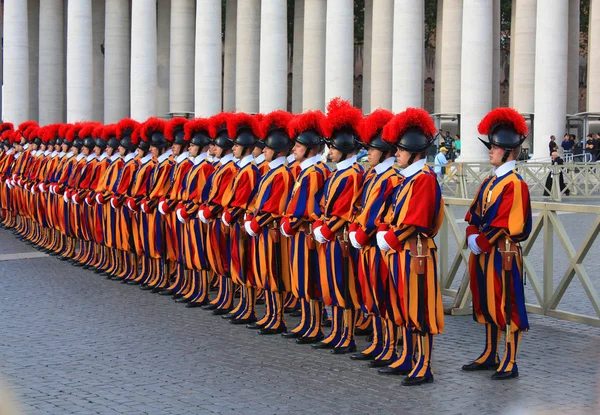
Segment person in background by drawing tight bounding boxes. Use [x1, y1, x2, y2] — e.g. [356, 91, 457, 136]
[544, 151, 569, 196]
[584, 133, 595, 162]
[549, 135, 558, 157]
[561, 133, 574, 161]
[453, 134, 461, 158]
[595, 133, 600, 161]
[433, 147, 449, 178]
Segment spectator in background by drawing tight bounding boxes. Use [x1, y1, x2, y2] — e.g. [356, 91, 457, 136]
[561, 133, 574, 161]
[443, 132, 455, 160]
[544, 151, 569, 196]
[549, 135, 558, 156]
[453, 134, 461, 158]
[595, 133, 600, 161]
[584, 133, 596, 162]
[434, 147, 449, 178]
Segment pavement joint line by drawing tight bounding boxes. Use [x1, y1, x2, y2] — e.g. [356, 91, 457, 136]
[0, 252, 49, 262]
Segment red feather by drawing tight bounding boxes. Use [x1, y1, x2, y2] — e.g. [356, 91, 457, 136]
[79, 122, 101, 139]
[140, 117, 167, 142]
[184, 118, 210, 141]
[208, 112, 231, 139]
[382, 108, 436, 144]
[116, 118, 140, 140]
[65, 123, 86, 142]
[58, 124, 71, 139]
[164, 117, 188, 142]
[131, 126, 141, 145]
[92, 125, 105, 139]
[42, 124, 61, 142]
[226, 112, 261, 139]
[1, 130, 13, 142]
[287, 110, 331, 139]
[358, 109, 394, 144]
[325, 97, 363, 134]
[259, 110, 294, 139]
[18, 120, 38, 133]
[0, 122, 14, 133]
[478, 107, 528, 136]
[101, 124, 117, 141]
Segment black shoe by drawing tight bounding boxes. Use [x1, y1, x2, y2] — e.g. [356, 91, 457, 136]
[175, 297, 190, 303]
[231, 317, 256, 325]
[462, 361, 500, 371]
[105, 274, 114, 280]
[120, 279, 130, 284]
[246, 321, 265, 330]
[127, 280, 141, 285]
[201, 303, 218, 311]
[258, 326, 286, 335]
[111, 276, 123, 281]
[140, 285, 153, 291]
[281, 331, 301, 339]
[93, 269, 104, 275]
[284, 307, 297, 314]
[368, 359, 393, 368]
[331, 344, 357, 354]
[377, 366, 411, 376]
[221, 312, 238, 320]
[401, 375, 434, 386]
[365, 334, 373, 342]
[355, 327, 373, 336]
[310, 340, 334, 349]
[297, 333, 325, 345]
[185, 301, 208, 308]
[82, 265, 91, 270]
[289, 311, 301, 318]
[150, 286, 164, 293]
[491, 370, 518, 380]
[172, 294, 184, 300]
[256, 298, 265, 305]
[350, 353, 374, 361]
[158, 289, 175, 296]
[322, 319, 332, 328]
[212, 308, 232, 316]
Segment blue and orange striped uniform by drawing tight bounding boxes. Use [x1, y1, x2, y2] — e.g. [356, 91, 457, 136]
[465, 161, 532, 374]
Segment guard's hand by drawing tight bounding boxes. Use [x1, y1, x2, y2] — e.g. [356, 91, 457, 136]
[198, 209, 208, 224]
[176, 208, 187, 224]
[221, 212, 231, 227]
[349, 231, 362, 250]
[313, 226, 327, 244]
[376, 231, 391, 252]
[280, 224, 291, 238]
[467, 234, 482, 255]
[244, 221, 257, 237]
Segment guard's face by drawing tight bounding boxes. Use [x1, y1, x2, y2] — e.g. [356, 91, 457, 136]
[208, 143, 217, 157]
[81, 147, 90, 156]
[292, 142, 308, 162]
[252, 146, 263, 158]
[106, 147, 114, 157]
[172, 143, 182, 157]
[328, 148, 344, 163]
[135, 148, 145, 158]
[94, 146, 102, 156]
[232, 143, 244, 159]
[119, 146, 127, 157]
[189, 143, 200, 157]
[489, 145, 505, 167]
[367, 148, 383, 168]
[215, 146, 226, 159]
[395, 148, 412, 169]
[263, 147, 276, 162]
[62, 143, 69, 153]
[150, 146, 159, 159]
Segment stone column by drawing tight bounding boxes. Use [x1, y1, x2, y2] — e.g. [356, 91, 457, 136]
[92, 0, 105, 121]
[439, 0, 462, 114]
[370, 0, 393, 110]
[292, 0, 305, 113]
[28, 0, 39, 121]
[362, 0, 373, 113]
[156, 0, 170, 117]
[567, 0, 580, 114]
[587, 0, 600, 111]
[259, 0, 288, 113]
[131, 0, 157, 121]
[235, 0, 260, 113]
[392, 0, 423, 111]
[325, 0, 354, 104]
[195, 0, 222, 116]
[104, 0, 131, 123]
[509, 0, 536, 114]
[492, 0, 501, 108]
[458, 0, 493, 162]
[39, 0, 65, 124]
[303, 0, 327, 111]
[3, 0, 29, 123]
[67, 0, 93, 122]
[223, 0, 237, 112]
[434, 0, 443, 113]
[171, 0, 195, 113]
[533, 0, 568, 160]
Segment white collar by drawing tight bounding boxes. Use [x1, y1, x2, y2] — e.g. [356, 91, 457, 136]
[255, 153, 265, 164]
[220, 153, 235, 165]
[157, 149, 173, 163]
[287, 154, 296, 164]
[6, 149, 14, 155]
[400, 158, 426, 178]
[238, 154, 254, 168]
[50, 151, 58, 157]
[268, 156, 286, 170]
[494, 160, 516, 177]
[336, 155, 357, 171]
[123, 152, 136, 163]
[140, 153, 153, 164]
[98, 153, 109, 162]
[76, 154, 86, 161]
[59, 151, 66, 158]
[86, 154, 97, 162]
[195, 151, 208, 164]
[109, 153, 121, 162]
[300, 154, 322, 171]
[44, 150, 51, 156]
[176, 151, 190, 164]
[24, 144, 30, 150]
[374, 157, 396, 175]
[65, 152, 74, 159]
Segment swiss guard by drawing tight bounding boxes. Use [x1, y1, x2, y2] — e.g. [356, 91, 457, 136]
[462, 107, 532, 380]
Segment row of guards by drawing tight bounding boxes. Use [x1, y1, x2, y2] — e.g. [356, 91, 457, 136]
[0, 100, 532, 386]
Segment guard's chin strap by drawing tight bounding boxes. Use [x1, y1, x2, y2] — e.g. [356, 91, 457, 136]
[502, 149, 511, 163]
[408, 152, 418, 165]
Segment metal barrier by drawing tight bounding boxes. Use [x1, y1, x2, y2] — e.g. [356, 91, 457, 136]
[439, 197, 600, 327]
[431, 161, 600, 201]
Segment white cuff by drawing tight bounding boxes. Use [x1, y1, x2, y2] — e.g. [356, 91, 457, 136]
[376, 231, 391, 251]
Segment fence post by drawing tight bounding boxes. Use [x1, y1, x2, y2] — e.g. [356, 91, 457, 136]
[543, 206, 553, 313]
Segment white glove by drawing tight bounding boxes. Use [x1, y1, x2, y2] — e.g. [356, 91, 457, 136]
[71, 194, 79, 204]
[376, 231, 391, 252]
[85, 197, 92, 206]
[313, 226, 327, 244]
[176, 209, 186, 224]
[110, 198, 117, 209]
[221, 212, 231, 227]
[31, 186, 36, 195]
[38, 183, 45, 193]
[467, 234, 482, 255]
[95, 193, 103, 204]
[158, 201, 166, 215]
[244, 221, 257, 237]
[349, 231, 362, 250]
[280, 224, 291, 237]
[63, 193, 69, 203]
[198, 209, 208, 224]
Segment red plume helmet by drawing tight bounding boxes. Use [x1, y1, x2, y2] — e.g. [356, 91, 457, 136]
[43, 124, 61, 142]
[287, 110, 331, 139]
[226, 112, 261, 139]
[66, 123, 86, 143]
[140, 117, 167, 142]
[382, 108, 437, 144]
[0, 122, 14, 133]
[260, 110, 294, 139]
[165, 117, 188, 142]
[359, 109, 394, 144]
[78, 122, 101, 139]
[116, 118, 140, 140]
[1, 129, 13, 143]
[58, 124, 71, 139]
[208, 112, 231, 139]
[325, 98, 363, 135]
[92, 124, 105, 139]
[184, 118, 210, 141]
[18, 120, 39, 133]
[130, 125, 141, 146]
[101, 124, 117, 141]
[478, 107, 528, 136]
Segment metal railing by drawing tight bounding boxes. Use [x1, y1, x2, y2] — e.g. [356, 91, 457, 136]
[431, 161, 600, 201]
[438, 198, 600, 327]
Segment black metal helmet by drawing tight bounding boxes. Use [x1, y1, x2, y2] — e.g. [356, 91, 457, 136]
[227, 113, 259, 148]
[138, 138, 150, 153]
[190, 131, 211, 148]
[72, 138, 83, 149]
[478, 108, 528, 151]
[326, 127, 360, 154]
[394, 127, 432, 153]
[83, 137, 96, 150]
[233, 128, 256, 148]
[107, 136, 120, 150]
[364, 132, 396, 153]
[479, 126, 525, 150]
[264, 128, 292, 153]
[150, 131, 168, 149]
[295, 129, 323, 148]
[166, 118, 188, 146]
[213, 129, 234, 150]
[95, 138, 107, 151]
[382, 109, 436, 154]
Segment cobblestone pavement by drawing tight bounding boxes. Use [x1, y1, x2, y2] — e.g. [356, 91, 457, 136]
[0, 228, 599, 415]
